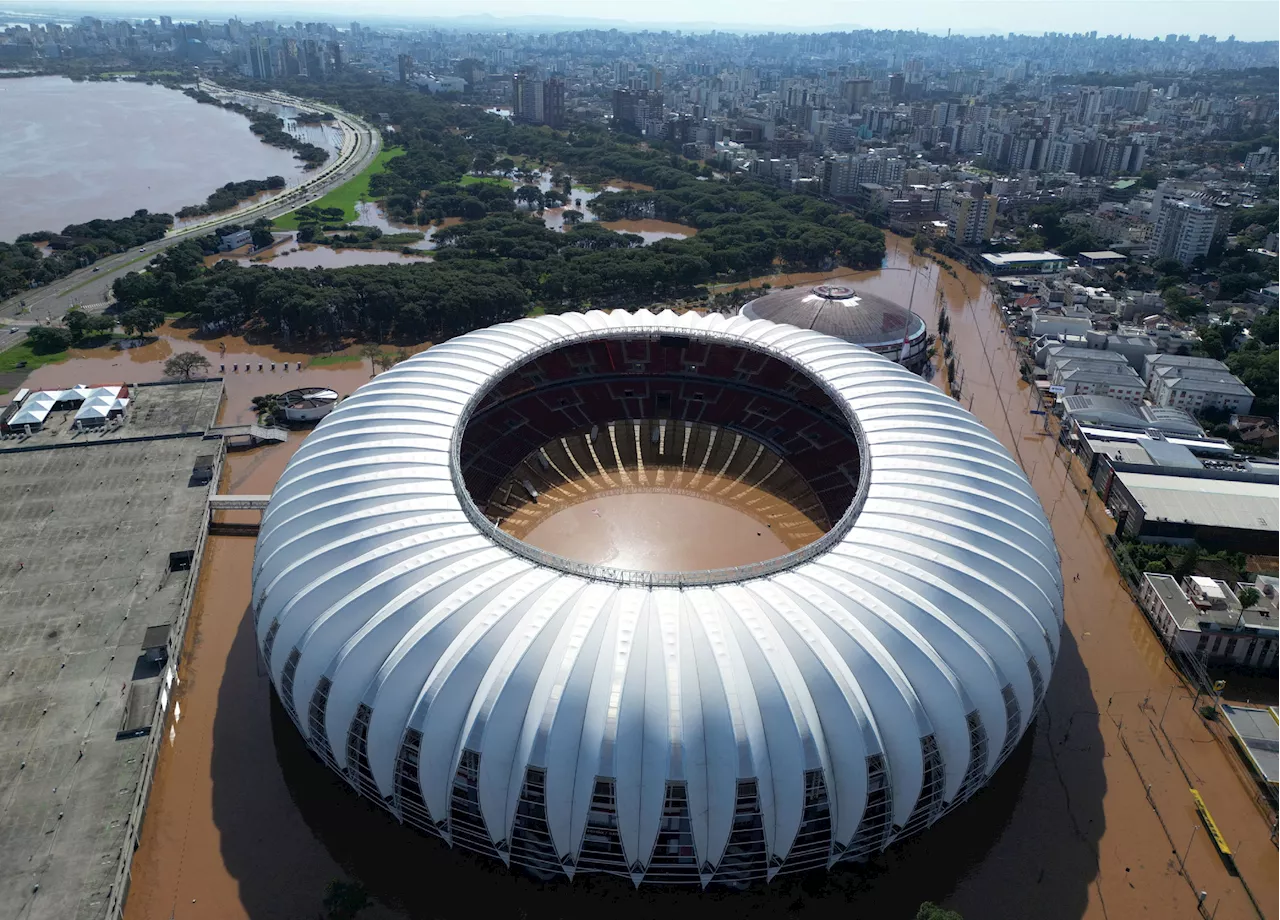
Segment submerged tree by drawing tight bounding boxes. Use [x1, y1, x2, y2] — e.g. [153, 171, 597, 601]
[164, 351, 212, 380]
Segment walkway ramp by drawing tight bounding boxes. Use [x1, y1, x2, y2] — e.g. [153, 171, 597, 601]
[208, 424, 289, 446]
[208, 494, 271, 511]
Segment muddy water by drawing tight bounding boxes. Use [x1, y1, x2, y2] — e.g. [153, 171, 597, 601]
[0, 76, 305, 242]
[210, 231, 434, 269]
[522, 491, 790, 571]
[119, 233, 1278, 920]
[599, 219, 697, 243]
[532, 176, 693, 242]
[3, 324, 379, 424]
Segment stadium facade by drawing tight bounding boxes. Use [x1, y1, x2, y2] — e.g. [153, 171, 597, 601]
[252, 309, 1062, 887]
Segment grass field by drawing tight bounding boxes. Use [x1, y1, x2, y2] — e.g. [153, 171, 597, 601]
[460, 175, 514, 188]
[273, 147, 405, 230]
[0, 340, 70, 376]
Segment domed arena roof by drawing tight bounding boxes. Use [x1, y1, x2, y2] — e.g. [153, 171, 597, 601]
[741, 284, 927, 351]
[252, 309, 1062, 887]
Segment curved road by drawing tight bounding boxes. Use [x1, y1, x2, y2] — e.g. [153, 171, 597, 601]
[0, 83, 381, 348]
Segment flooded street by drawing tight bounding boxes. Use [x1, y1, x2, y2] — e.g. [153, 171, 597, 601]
[112, 234, 1276, 920]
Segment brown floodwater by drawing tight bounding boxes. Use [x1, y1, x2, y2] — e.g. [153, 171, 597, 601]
[533, 176, 687, 242]
[2, 324, 385, 424]
[119, 233, 1277, 920]
[521, 491, 790, 571]
[210, 232, 435, 270]
[0, 76, 307, 242]
[600, 219, 697, 243]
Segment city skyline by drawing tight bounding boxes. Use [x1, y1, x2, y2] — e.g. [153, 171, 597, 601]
[4, 0, 1279, 40]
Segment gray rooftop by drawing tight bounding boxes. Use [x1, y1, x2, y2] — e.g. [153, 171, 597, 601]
[1061, 395, 1204, 436]
[1220, 705, 1279, 787]
[1143, 352, 1230, 378]
[1118, 471, 1279, 532]
[0, 380, 223, 451]
[0, 384, 222, 920]
[1150, 364, 1255, 397]
[741, 284, 926, 349]
[1058, 366, 1144, 387]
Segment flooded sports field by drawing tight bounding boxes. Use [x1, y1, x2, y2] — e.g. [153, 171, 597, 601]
[80, 234, 1277, 920]
[520, 491, 792, 571]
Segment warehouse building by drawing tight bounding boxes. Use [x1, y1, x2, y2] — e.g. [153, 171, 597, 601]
[1103, 469, 1279, 554]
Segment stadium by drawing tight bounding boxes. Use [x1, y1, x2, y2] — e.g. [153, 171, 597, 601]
[740, 283, 930, 373]
[251, 309, 1063, 888]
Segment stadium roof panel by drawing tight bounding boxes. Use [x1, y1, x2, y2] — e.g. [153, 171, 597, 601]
[251, 309, 1064, 886]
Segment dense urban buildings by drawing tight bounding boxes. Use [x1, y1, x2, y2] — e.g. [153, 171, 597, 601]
[0, 6, 1274, 918]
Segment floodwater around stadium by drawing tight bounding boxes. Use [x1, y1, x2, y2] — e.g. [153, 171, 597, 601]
[115, 233, 1278, 920]
[520, 491, 791, 571]
[0, 322, 394, 423]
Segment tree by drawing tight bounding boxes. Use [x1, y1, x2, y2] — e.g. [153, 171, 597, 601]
[361, 342, 383, 376]
[916, 904, 964, 920]
[251, 227, 275, 250]
[562, 209, 584, 225]
[1253, 311, 1278, 347]
[112, 271, 158, 307]
[321, 880, 369, 920]
[514, 185, 544, 210]
[164, 351, 212, 380]
[120, 306, 165, 338]
[912, 232, 931, 253]
[1237, 586, 1261, 610]
[26, 325, 74, 352]
[63, 307, 115, 341]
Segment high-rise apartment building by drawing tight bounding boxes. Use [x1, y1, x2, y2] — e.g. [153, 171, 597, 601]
[512, 73, 564, 127]
[544, 77, 565, 128]
[948, 194, 998, 244]
[1151, 199, 1221, 265]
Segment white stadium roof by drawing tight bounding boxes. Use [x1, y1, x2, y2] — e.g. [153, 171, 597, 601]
[252, 309, 1063, 886]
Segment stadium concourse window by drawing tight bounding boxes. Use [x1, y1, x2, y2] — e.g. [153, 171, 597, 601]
[457, 333, 865, 566]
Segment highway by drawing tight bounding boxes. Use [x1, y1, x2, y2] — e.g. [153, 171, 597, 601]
[0, 83, 381, 344]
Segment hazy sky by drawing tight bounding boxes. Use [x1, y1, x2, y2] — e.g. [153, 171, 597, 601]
[8, 0, 1280, 40]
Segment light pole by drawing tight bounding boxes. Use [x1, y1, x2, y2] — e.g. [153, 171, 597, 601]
[1180, 824, 1197, 872]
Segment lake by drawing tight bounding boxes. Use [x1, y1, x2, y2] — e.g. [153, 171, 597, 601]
[0, 76, 310, 242]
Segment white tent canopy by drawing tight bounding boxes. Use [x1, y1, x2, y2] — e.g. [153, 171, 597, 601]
[73, 389, 129, 424]
[8, 391, 57, 428]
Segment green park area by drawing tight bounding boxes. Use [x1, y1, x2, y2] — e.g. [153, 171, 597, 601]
[273, 146, 405, 230]
[0, 339, 69, 377]
[459, 175, 514, 188]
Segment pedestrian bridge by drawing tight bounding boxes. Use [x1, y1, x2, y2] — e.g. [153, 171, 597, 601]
[208, 424, 289, 447]
[208, 495, 271, 511]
